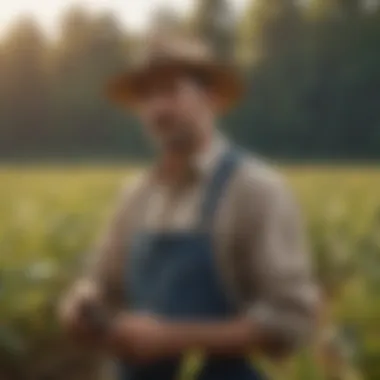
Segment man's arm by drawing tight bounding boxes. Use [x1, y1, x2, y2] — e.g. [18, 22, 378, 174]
[236, 168, 320, 358]
[58, 178, 140, 344]
[106, 314, 258, 363]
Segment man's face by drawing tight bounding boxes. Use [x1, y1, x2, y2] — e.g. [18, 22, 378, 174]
[135, 74, 214, 152]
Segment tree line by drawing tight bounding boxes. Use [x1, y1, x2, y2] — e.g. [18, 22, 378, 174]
[0, 0, 380, 161]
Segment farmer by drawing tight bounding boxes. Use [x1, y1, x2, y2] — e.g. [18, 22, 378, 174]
[59, 35, 319, 380]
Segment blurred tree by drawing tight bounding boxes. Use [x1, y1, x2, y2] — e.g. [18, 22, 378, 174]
[308, 0, 363, 20]
[0, 17, 51, 157]
[233, 0, 308, 156]
[241, 0, 302, 60]
[51, 6, 144, 157]
[308, 0, 344, 19]
[191, 0, 236, 60]
[0, 45, 5, 142]
[52, 5, 96, 152]
[304, 0, 380, 158]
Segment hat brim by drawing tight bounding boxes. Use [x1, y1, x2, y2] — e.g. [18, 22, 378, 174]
[105, 59, 244, 113]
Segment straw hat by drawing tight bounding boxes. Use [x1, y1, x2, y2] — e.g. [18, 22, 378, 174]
[105, 34, 244, 112]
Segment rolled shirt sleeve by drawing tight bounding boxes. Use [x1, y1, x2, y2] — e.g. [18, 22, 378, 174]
[237, 165, 320, 357]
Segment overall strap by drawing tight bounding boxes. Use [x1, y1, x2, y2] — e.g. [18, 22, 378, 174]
[198, 148, 242, 230]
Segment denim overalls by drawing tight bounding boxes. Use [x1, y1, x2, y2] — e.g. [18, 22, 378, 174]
[120, 150, 263, 380]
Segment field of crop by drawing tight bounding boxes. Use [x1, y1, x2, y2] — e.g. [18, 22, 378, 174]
[0, 165, 379, 380]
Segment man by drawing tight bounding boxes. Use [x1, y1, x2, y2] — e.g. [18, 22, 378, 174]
[60, 35, 319, 380]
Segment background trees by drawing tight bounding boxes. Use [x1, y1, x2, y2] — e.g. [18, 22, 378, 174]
[0, 0, 379, 160]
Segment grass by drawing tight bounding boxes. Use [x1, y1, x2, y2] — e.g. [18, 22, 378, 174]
[0, 165, 379, 380]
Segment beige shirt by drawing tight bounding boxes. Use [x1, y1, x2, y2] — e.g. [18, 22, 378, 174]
[85, 135, 319, 355]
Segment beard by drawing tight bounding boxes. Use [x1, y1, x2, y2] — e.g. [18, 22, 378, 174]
[162, 128, 197, 152]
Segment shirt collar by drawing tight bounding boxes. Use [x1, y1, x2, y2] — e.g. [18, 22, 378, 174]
[191, 133, 229, 179]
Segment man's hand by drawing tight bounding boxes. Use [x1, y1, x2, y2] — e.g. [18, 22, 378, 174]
[106, 314, 257, 363]
[58, 280, 103, 344]
[107, 313, 168, 364]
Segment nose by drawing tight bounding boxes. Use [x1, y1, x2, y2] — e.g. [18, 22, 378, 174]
[150, 95, 173, 114]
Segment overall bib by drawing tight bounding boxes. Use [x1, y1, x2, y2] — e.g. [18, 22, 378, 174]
[120, 150, 264, 380]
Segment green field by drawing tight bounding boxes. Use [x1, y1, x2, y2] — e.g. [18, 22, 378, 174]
[1, 166, 379, 380]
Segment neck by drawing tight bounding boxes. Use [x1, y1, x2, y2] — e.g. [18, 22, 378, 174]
[159, 129, 214, 182]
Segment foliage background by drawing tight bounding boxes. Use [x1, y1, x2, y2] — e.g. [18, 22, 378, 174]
[1, 0, 380, 160]
[1, 1, 380, 379]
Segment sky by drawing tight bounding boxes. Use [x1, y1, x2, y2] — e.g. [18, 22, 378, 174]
[0, 0, 249, 37]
